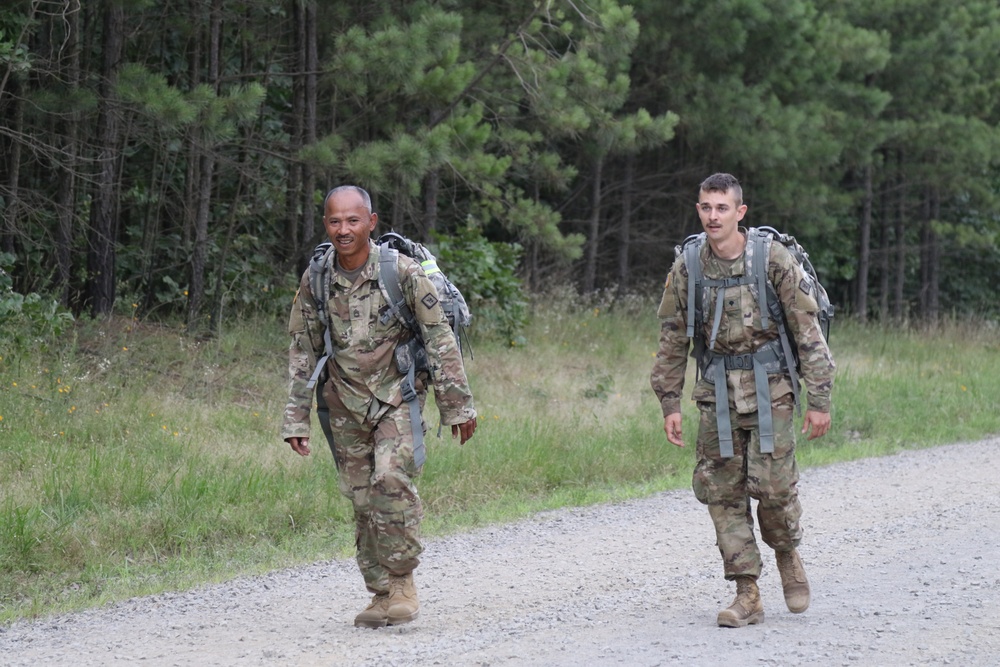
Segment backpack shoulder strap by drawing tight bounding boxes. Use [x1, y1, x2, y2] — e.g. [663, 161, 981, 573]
[680, 233, 705, 339]
[749, 227, 802, 414]
[748, 228, 774, 329]
[306, 242, 335, 391]
[377, 245, 418, 334]
[376, 243, 428, 468]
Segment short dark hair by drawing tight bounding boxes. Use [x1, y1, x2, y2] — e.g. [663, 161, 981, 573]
[699, 173, 743, 205]
[324, 185, 372, 214]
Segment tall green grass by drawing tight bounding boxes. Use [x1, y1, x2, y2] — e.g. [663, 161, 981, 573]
[1, 300, 999, 622]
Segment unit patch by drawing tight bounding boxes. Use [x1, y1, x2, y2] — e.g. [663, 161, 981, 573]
[421, 293, 439, 310]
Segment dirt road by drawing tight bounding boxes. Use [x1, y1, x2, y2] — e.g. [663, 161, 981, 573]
[2, 439, 998, 666]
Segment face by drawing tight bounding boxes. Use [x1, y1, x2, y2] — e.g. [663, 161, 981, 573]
[323, 190, 377, 269]
[696, 188, 747, 246]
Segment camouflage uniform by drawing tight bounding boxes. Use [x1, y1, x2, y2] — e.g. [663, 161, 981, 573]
[650, 233, 835, 580]
[282, 240, 476, 594]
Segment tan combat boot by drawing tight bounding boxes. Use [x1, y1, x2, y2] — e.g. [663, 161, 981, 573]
[717, 576, 764, 628]
[354, 592, 390, 628]
[775, 548, 810, 613]
[386, 573, 419, 625]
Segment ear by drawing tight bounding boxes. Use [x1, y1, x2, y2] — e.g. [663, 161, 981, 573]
[737, 204, 748, 220]
[369, 212, 379, 230]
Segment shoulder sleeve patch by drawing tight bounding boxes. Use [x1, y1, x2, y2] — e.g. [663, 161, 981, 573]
[421, 293, 439, 310]
[657, 275, 679, 318]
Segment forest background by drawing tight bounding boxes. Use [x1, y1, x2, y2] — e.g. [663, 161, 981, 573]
[3, 0, 1000, 622]
[3, 0, 1000, 326]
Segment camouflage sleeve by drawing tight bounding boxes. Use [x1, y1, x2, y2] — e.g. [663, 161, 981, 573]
[281, 270, 323, 440]
[769, 244, 836, 412]
[400, 259, 477, 425]
[650, 254, 692, 417]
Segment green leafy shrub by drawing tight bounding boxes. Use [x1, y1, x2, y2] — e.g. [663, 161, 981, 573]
[431, 225, 528, 343]
[0, 253, 75, 355]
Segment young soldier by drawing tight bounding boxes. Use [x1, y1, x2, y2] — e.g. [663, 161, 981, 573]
[282, 185, 477, 628]
[650, 173, 835, 627]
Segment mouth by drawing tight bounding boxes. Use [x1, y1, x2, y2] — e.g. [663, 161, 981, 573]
[335, 236, 354, 248]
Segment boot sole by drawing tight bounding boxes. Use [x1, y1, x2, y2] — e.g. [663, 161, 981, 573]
[717, 610, 764, 628]
[387, 610, 419, 626]
[354, 617, 388, 629]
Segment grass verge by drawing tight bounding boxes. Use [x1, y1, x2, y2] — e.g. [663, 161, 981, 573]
[1, 300, 999, 622]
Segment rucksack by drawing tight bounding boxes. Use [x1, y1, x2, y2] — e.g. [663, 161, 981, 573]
[375, 231, 472, 350]
[303, 232, 472, 468]
[678, 225, 832, 371]
[676, 226, 833, 457]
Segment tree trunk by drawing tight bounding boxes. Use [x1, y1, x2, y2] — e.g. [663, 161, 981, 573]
[877, 176, 890, 322]
[1, 81, 23, 260]
[392, 188, 404, 232]
[918, 188, 931, 318]
[526, 180, 541, 292]
[855, 163, 872, 323]
[286, 0, 306, 266]
[86, 2, 124, 317]
[186, 0, 221, 332]
[301, 2, 319, 258]
[423, 169, 440, 241]
[616, 155, 634, 297]
[210, 6, 258, 334]
[299, 0, 318, 268]
[892, 152, 906, 321]
[56, 1, 82, 307]
[927, 189, 941, 322]
[583, 154, 604, 293]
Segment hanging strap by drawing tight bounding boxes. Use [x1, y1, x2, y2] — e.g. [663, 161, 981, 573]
[306, 325, 333, 390]
[713, 361, 734, 458]
[304, 242, 337, 457]
[754, 360, 774, 454]
[705, 339, 787, 457]
[378, 246, 426, 468]
[401, 359, 425, 468]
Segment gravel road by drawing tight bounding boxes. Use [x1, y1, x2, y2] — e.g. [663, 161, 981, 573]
[2, 438, 999, 667]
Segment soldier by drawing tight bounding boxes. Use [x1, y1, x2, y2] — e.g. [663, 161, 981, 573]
[650, 173, 835, 627]
[282, 185, 477, 628]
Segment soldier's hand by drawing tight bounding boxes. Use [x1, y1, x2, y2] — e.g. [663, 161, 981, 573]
[664, 413, 685, 448]
[452, 417, 477, 445]
[287, 436, 311, 457]
[802, 410, 831, 440]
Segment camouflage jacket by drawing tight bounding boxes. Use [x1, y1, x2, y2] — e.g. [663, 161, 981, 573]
[281, 241, 476, 440]
[650, 232, 835, 417]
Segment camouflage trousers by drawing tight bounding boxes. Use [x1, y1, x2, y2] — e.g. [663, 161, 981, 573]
[322, 383, 426, 594]
[692, 396, 802, 580]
